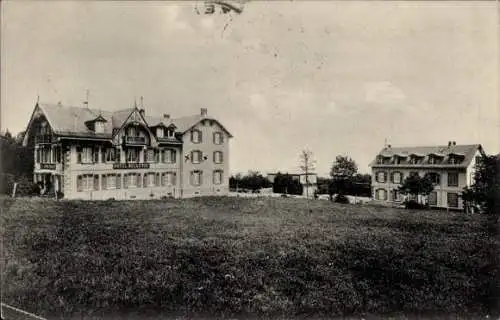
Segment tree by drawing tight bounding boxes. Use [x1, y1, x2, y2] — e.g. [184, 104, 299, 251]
[462, 154, 500, 217]
[398, 173, 435, 206]
[298, 149, 316, 198]
[330, 155, 358, 201]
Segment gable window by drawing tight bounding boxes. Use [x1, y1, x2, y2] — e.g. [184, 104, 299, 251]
[191, 129, 202, 144]
[190, 170, 203, 186]
[191, 150, 203, 164]
[157, 127, 164, 138]
[447, 172, 459, 187]
[213, 170, 223, 185]
[213, 151, 223, 164]
[213, 132, 224, 145]
[126, 148, 139, 163]
[162, 149, 177, 163]
[167, 129, 174, 138]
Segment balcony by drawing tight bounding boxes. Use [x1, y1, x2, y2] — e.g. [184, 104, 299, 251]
[35, 163, 62, 172]
[35, 134, 53, 144]
[125, 136, 146, 145]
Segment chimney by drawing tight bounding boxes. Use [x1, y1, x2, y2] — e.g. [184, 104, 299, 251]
[200, 108, 208, 117]
[453, 141, 456, 146]
[139, 109, 145, 117]
[448, 141, 452, 147]
[387, 144, 391, 149]
[163, 114, 170, 120]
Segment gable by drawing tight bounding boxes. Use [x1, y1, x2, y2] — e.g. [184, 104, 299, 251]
[111, 108, 158, 147]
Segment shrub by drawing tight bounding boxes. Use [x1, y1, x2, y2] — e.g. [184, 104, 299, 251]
[334, 194, 350, 204]
[404, 200, 427, 210]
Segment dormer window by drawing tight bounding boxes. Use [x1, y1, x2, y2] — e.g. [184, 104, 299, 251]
[167, 129, 174, 138]
[95, 121, 105, 134]
[448, 153, 464, 164]
[157, 127, 164, 138]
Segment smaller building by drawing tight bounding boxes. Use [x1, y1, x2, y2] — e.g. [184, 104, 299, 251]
[369, 142, 485, 210]
[267, 172, 318, 198]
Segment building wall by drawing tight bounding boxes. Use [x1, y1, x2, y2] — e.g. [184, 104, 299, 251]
[371, 167, 468, 210]
[64, 144, 182, 200]
[180, 120, 230, 198]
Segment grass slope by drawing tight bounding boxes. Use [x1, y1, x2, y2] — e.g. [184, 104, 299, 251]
[1, 196, 498, 319]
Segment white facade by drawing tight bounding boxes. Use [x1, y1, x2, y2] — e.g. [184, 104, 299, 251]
[25, 104, 232, 200]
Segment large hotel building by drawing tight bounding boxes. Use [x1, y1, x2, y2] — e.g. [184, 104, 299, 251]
[369, 142, 485, 210]
[22, 102, 232, 200]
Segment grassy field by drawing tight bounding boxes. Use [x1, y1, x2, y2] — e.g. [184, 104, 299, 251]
[1, 196, 498, 319]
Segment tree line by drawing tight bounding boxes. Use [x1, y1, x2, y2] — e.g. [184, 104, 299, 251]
[0, 130, 35, 195]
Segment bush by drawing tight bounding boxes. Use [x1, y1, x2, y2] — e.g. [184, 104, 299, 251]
[404, 200, 427, 210]
[334, 194, 350, 204]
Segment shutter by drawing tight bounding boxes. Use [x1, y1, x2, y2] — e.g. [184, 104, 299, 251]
[383, 172, 387, 183]
[94, 148, 99, 163]
[220, 134, 224, 144]
[102, 175, 107, 190]
[199, 151, 203, 163]
[172, 150, 176, 163]
[77, 175, 83, 192]
[102, 148, 106, 163]
[213, 151, 216, 163]
[375, 172, 379, 183]
[156, 173, 160, 186]
[161, 173, 165, 186]
[199, 131, 202, 143]
[160, 149, 164, 163]
[116, 174, 121, 189]
[140, 174, 144, 188]
[115, 149, 120, 163]
[94, 175, 99, 191]
[199, 171, 203, 185]
[220, 152, 223, 163]
[390, 172, 393, 183]
[173, 173, 177, 185]
[123, 174, 128, 189]
[77, 147, 82, 163]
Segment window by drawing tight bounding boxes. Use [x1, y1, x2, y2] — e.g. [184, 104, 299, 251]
[213, 170, 223, 185]
[38, 147, 51, 163]
[191, 150, 203, 164]
[145, 148, 156, 163]
[77, 174, 98, 192]
[391, 172, 402, 184]
[376, 171, 386, 183]
[213, 132, 224, 145]
[428, 191, 437, 206]
[126, 148, 139, 163]
[447, 172, 459, 187]
[95, 122, 105, 134]
[162, 172, 176, 186]
[167, 129, 174, 138]
[77, 147, 94, 164]
[447, 192, 459, 208]
[190, 170, 203, 186]
[146, 172, 156, 187]
[103, 148, 116, 163]
[103, 174, 117, 189]
[427, 172, 440, 185]
[213, 151, 223, 164]
[375, 188, 387, 201]
[123, 173, 140, 188]
[428, 156, 435, 164]
[162, 149, 177, 163]
[157, 127, 164, 138]
[191, 129, 202, 143]
[391, 190, 402, 202]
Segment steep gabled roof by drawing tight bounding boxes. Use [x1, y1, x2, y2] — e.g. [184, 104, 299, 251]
[370, 144, 483, 168]
[172, 115, 233, 138]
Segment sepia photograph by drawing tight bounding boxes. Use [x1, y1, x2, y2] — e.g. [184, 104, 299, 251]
[0, 0, 499, 319]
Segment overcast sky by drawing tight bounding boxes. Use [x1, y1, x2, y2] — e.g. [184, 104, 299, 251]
[1, 1, 498, 175]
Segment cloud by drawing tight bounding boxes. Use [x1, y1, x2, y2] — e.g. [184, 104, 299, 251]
[363, 81, 406, 106]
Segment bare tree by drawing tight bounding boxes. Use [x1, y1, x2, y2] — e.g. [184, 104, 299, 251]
[299, 149, 316, 199]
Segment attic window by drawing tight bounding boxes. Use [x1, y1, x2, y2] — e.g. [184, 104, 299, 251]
[157, 127, 164, 138]
[95, 121, 105, 134]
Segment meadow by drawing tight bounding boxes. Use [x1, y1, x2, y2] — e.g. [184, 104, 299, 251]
[1, 196, 498, 319]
